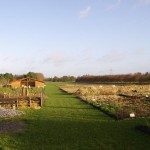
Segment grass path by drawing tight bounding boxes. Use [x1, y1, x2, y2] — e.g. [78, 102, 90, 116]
[0, 83, 150, 150]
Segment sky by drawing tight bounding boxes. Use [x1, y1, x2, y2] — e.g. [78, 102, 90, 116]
[0, 0, 150, 77]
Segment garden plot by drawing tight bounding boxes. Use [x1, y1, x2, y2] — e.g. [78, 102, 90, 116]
[60, 84, 150, 119]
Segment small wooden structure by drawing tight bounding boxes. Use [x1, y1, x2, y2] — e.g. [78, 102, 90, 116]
[0, 78, 45, 109]
[9, 77, 45, 88]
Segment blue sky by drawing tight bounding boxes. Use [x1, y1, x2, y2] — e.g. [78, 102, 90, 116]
[0, 0, 150, 77]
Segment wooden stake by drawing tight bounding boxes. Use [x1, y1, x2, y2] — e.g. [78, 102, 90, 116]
[40, 93, 43, 106]
[16, 95, 18, 108]
[29, 97, 31, 107]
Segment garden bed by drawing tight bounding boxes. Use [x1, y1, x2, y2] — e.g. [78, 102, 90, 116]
[60, 84, 150, 119]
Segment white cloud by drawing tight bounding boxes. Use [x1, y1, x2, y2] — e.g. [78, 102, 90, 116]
[80, 6, 91, 18]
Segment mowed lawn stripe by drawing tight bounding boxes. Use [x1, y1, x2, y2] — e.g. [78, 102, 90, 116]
[43, 83, 111, 122]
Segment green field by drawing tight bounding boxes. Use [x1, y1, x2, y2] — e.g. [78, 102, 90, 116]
[0, 83, 149, 150]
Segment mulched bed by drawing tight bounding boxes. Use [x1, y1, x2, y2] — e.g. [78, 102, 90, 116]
[0, 121, 25, 134]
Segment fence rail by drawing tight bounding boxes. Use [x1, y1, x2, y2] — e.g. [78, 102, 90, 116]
[0, 93, 44, 109]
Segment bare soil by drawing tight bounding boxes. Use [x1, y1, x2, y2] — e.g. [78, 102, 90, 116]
[0, 121, 25, 134]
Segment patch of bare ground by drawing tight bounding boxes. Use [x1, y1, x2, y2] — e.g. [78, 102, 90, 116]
[0, 121, 25, 134]
[0, 108, 24, 118]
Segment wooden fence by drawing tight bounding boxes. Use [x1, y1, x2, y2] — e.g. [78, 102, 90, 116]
[0, 92, 44, 109]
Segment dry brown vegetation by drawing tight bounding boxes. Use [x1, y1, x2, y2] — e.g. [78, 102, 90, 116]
[60, 84, 150, 119]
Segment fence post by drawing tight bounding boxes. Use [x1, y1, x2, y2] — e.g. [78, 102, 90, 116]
[12, 104, 16, 110]
[16, 94, 19, 108]
[4, 93, 6, 98]
[29, 97, 31, 107]
[40, 92, 43, 106]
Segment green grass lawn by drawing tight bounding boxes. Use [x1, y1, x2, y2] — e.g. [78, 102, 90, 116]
[0, 82, 150, 150]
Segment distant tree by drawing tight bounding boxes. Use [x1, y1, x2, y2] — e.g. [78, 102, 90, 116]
[14, 74, 26, 80]
[76, 72, 150, 83]
[26, 72, 36, 79]
[47, 76, 76, 82]
[58, 76, 74, 82]
[133, 72, 142, 82]
[45, 77, 53, 82]
[35, 73, 45, 81]
[61, 76, 68, 82]
[140, 72, 150, 82]
[53, 76, 59, 82]
[0, 76, 7, 86]
[4, 73, 14, 82]
[69, 76, 76, 82]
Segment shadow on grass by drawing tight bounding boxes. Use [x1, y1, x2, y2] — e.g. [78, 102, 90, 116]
[44, 106, 94, 110]
[135, 125, 150, 135]
[52, 93, 70, 96]
[2, 118, 150, 150]
[48, 93, 70, 96]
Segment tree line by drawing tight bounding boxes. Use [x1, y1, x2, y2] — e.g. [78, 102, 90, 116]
[1, 71, 150, 86]
[0, 72, 76, 86]
[46, 76, 76, 82]
[0, 72, 45, 86]
[76, 72, 150, 83]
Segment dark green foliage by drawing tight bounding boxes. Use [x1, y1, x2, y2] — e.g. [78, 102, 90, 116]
[0, 73, 14, 85]
[26, 72, 36, 79]
[25, 72, 45, 81]
[48, 76, 76, 82]
[3, 73, 14, 82]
